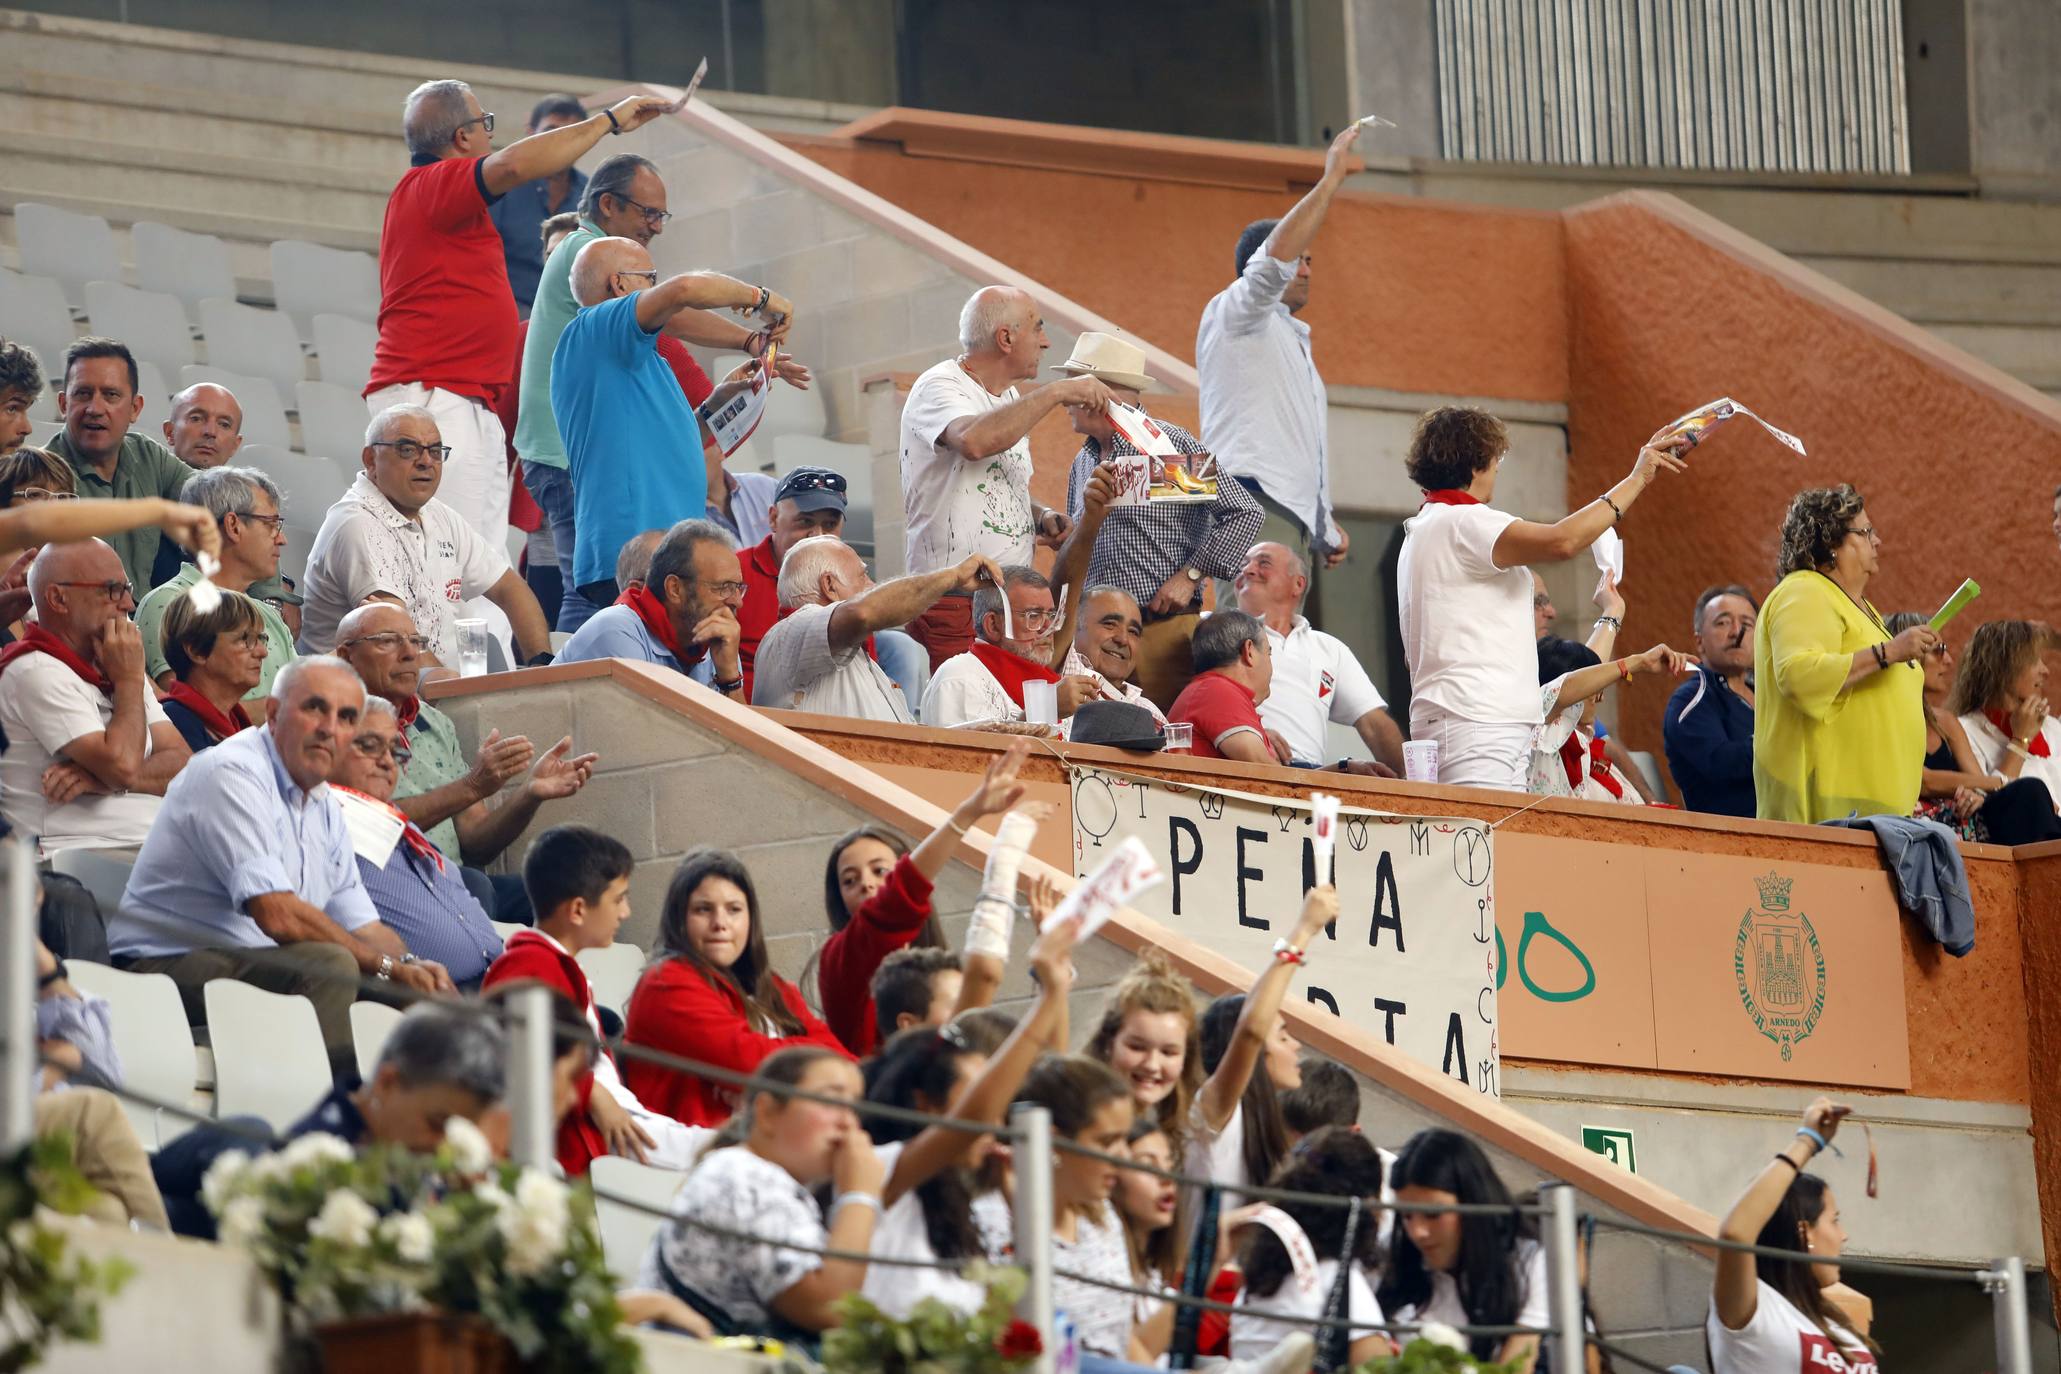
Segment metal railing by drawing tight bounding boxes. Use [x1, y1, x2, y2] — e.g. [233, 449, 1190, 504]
[1433, 0, 1911, 176]
[0, 840, 2039, 1373]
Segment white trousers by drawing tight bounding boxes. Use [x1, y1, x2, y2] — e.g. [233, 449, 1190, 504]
[1408, 705, 1535, 791]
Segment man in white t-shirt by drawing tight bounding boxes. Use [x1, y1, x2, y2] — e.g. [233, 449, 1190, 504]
[752, 536, 1000, 723]
[922, 566, 1099, 729]
[898, 285, 1115, 670]
[0, 539, 190, 854]
[1396, 405, 1682, 789]
[298, 403, 552, 668]
[1234, 541, 1403, 773]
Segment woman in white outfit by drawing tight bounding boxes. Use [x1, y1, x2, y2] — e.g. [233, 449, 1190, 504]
[1395, 406, 1683, 789]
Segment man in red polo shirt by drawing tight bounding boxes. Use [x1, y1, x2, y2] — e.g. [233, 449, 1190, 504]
[738, 466, 848, 698]
[368, 78, 674, 564]
[1167, 609, 1292, 764]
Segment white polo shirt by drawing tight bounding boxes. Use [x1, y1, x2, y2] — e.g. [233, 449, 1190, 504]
[298, 473, 509, 662]
[899, 359, 1037, 574]
[0, 655, 171, 854]
[1258, 615, 1385, 764]
[1396, 501, 1538, 727]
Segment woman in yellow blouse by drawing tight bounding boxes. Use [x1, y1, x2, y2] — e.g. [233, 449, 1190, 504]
[1755, 485, 1939, 823]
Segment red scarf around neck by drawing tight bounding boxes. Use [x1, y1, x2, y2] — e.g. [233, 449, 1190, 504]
[393, 694, 421, 730]
[969, 639, 1060, 708]
[0, 625, 112, 692]
[617, 584, 699, 666]
[1558, 732, 1625, 799]
[161, 681, 252, 743]
[1987, 708, 2051, 757]
[1419, 489, 1484, 508]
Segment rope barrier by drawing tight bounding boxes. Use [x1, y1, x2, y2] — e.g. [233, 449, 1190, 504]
[1584, 1212, 1997, 1285]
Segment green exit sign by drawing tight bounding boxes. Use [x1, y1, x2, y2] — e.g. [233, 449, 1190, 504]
[1581, 1126, 1637, 1173]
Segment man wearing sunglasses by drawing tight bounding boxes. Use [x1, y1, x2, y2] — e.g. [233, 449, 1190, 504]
[135, 466, 295, 699]
[371, 78, 676, 557]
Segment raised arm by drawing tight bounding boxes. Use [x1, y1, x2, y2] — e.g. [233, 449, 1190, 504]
[1549, 644, 1698, 712]
[941, 376, 1110, 463]
[1195, 886, 1336, 1131]
[480, 95, 674, 197]
[0, 498, 218, 570]
[1492, 445, 1685, 569]
[1048, 462, 1116, 665]
[826, 554, 1003, 656]
[1262, 123, 1362, 266]
[635, 271, 790, 336]
[1714, 1098, 1849, 1331]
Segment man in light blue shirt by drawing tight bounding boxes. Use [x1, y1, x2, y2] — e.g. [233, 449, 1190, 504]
[555, 518, 744, 700]
[113, 655, 456, 1069]
[549, 235, 791, 607]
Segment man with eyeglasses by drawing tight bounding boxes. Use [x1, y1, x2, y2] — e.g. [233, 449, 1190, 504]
[737, 465, 850, 700]
[921, 565, 1100, 729]
[327, 694, 506, 992]
[370, 79, 676, 557]
[556, 518, 748, 701]
[298, 403, 553, 669]
[0, 538, 191, 853]
[135, 467, 295, 699]
[553, 237, 793, 614]
[515, 155, 811, 635]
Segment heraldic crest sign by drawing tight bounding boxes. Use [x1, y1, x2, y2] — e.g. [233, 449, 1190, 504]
[1734, 871, 1827, 1062]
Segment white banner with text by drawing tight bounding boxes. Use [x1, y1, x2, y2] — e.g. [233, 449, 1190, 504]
[1068, 767, 1501, 1097]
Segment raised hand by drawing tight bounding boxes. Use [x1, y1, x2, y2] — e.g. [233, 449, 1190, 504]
[1632, 644, 1699, 677]
[1632, 443, 1690, 483]
[96, 617, 145, 683]
[467, 728, 535, 800]
[1888, 622, 1941, 666]
[159, 501, 222, 563]
[526, 736, 599, 801]
[959, 739, 1030, 819]
[608, 95, 676, 136]
[1593, 569, 1626, 621]
[1321, 121, 1365, 183]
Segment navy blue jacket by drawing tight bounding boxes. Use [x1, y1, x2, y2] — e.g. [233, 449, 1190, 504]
[1663, 667, 1756, 817]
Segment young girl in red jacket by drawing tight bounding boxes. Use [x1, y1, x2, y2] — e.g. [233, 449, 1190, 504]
[623, 847, 852, 1127]
[816, 740, 1034, 1055]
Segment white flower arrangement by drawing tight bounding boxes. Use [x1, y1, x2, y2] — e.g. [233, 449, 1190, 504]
[442, 1116, 494, 1174]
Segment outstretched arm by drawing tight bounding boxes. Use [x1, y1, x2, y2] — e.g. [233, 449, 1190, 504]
[1263, 123, 1363, 265]
[1195, 887, 1336, 1131]
[1714, 1098, 1849, 1331]
[827, 555, 1004, 656]
[481, 95, 675, 197]
[0, 498, 218, 569]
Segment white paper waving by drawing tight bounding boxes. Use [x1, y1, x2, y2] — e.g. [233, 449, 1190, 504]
[1107, 402, 1182, 461]
[331, 786, 406, 868]
[1353, 113, 1399, 130]
[184, 552, 224, 613]
[1046, 835, 1163, 942]
[1658, 397, 1807, 455]
[671, 58, 709, 111]
[698, 358, 773, 457]
[1310, 792, 1340, 887]
[1106, 454, 1153, 509]
[1591, 527, 1624, 585]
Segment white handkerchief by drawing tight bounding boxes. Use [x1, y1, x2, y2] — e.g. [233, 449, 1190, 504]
[331, 786, 406, 868]
[1046, 836, 1163, 943]
[1592, 527, 1624, 585]
[185, 553, 224, 613]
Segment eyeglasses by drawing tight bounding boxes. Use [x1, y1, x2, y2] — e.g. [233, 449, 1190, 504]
[53, 580, 133, 602]
[705, 579, 748, 599]
[368, 440, 452, 465]
[616, 269, 659, 285]
[349, 733, 413, 765]
[458, 111, 496, 135]
[237, 511, 286, 532]
[1012, 608, 1060, 632]
[341, 632, 432, 654]
[13, 488, 77, 504]
[1847, 524, 1881, 543]
[613, 194, 673, 226]
[227, 633, 268, 652]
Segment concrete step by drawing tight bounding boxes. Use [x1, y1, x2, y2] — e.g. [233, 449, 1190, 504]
[1926, 323, 2061, 388]
[1794, 255, 2061, 327]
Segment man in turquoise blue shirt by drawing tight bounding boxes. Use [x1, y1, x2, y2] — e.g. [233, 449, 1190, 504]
[549, 235, 791, 606]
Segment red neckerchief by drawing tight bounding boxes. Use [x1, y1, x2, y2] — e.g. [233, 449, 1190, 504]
[1557, 732, 1625, 798]
[1419, 489, 1483, 507]
[968, 639, 1060, 708]
[160, 681, 252, 742]
[0, 625, 112, 692]
[773, 602, 877, 661]
[1987, 709, 2050, 757]
[616, 583, 699, 665]
[393, 695, 421, 730]
[332, 783, 446, 873]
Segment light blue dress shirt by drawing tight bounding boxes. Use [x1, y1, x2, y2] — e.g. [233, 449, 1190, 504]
[553, 603, 715, 684]
[111, 726, 380, 959]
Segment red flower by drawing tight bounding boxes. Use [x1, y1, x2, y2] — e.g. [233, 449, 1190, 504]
[995, 1320, 1043, 1361]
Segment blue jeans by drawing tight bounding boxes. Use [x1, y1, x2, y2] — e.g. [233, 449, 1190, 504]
[875, 629, 931, 720]
[521, 460, 595, 634]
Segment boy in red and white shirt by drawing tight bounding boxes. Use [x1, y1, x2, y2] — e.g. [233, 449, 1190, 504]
[481, 823, 709, 1174]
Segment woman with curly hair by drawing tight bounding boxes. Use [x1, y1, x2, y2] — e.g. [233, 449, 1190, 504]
[1396, 405, 1684, 788]
[1754, 486, 1937, 823]
[1948, 620, 2061, 830]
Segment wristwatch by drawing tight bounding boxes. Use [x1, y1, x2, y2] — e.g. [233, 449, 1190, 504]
[376, 954, 395, 982]
[1184, 567, 1201, 584]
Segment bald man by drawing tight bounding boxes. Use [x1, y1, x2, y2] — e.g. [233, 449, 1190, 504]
[897, 285, 1115, 670]
[0, 539, 190, 851]
[549, 235, 792, 608]
[162, 383, 244, 469]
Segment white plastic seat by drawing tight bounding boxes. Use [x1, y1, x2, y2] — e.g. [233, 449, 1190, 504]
[349, 1001, 403, 1086]
[490, 920, 527, 945]
[49, 846, 136, 927]
[280, 520, 319, 588]
[179, 366, 291, 450]
[589, 1157, 688, 1282]
[577, 943, 646, 1014]
[134, 360, 172, 440]
[237, 443, 351, 523]
[0, 269, 79, 378]
[26, 420, 63, 449]
[203, 980, 332, 1130]
[271, 240, 380, 338]
[62, 960, 202, 1149]
[761, 368, 828, 445]
[131, 222, 236, 326]
[199, 298, 307, 398]
[295, 379, 371, 463]
[15, 203, 120, 309]
[311, 313, 377, 395]
[83, 281, 195, 379]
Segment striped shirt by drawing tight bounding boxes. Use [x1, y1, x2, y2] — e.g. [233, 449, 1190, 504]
[354, 830, 504, 986]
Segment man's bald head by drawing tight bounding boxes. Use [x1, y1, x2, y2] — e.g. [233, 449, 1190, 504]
[164, 382, 244, 467]
[957, 286, 1034, 354]
[337, 601, 419, 645]
[28, 539, 129, 645]
[335, 601, 426, 701]
[571, 236, 654, 307]
[616, 528, 667, 591]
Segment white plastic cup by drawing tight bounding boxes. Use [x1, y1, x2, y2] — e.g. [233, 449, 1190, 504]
[1402, 738, 1440, 783]
[1024, 680, 1058, 726]
[1163, 721, 1194, 754]
[455, 617, 490, 678]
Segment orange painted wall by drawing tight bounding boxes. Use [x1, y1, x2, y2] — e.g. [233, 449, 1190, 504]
[794, 137, 1569, 403]
[1561, 195, 2061, 764]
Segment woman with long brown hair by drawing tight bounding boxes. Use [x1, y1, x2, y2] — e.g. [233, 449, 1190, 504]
[624, 847, 850, 1127]
[1949, 620, 2061, 836]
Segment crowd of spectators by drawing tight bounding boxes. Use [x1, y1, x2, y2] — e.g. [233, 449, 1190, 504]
[0, 67, 2018, 1374]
